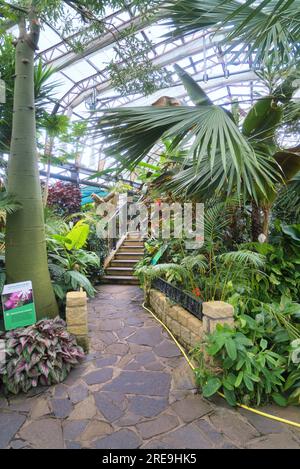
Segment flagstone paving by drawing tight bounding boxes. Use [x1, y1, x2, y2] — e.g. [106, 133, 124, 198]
[0, 284, 300, 449]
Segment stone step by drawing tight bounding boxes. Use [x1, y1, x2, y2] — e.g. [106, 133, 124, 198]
[111, 260, 139, 268]
[101, 275, 139, 285]
[118, 246, 144, 253]
[116, 252, 144, 260]
[106, 267, 134, 276]
[123, 240, 144, 247]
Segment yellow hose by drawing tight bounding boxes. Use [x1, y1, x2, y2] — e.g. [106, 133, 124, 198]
[142, 302, 300, 430]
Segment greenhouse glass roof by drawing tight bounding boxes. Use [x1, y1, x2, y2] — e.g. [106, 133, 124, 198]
[7, 1, 297, 187]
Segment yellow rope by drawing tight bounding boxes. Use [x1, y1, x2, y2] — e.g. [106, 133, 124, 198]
[142, 302, 300, 430]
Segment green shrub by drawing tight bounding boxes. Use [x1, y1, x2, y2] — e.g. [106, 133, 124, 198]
[193, 296, 300, 407]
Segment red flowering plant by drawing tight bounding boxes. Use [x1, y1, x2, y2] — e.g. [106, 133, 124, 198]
[0, 318, 84, 394]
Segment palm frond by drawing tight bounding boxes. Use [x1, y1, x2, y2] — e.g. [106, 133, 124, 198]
[135, 263, 188, 280]
[0, 191, 21, 214]
[163, 0, 300, 65]
[217, 250, 266, 268]
[180, 254, 208, 272]
[95, 105, 278, 200]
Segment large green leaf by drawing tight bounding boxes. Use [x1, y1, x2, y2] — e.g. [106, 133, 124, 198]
[202, 377, 222, 397]
[163, 0, 300, 65]
[242, 97, 283, 141]
[274, 150, 300, 182]
[65, 221, 90, 251]
[96, 105, 278, 200]
[174, 64, 212, 106]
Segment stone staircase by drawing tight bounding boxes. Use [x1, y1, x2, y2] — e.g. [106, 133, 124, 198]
[102, 232, 144, 285]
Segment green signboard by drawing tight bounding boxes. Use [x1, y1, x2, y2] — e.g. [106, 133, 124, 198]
[1, 281, 36, 330]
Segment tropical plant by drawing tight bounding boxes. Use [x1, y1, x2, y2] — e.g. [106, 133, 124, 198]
[47, 182, 82, 216]
[1, 0, 157, 321]
[40, 113, 70, 206]
[163, 0, 300, 66]
[47, 220, 99, 302]
[0, 317, 84, 395]
[0, 35, 58, 155]
[193, 293, 300, 406]
[96, 63, 300, 239]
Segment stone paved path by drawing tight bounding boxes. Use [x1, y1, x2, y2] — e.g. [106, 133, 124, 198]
[0, 284, 300, 449]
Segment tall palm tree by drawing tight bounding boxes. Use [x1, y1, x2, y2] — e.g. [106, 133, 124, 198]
[94, 64, 300, 239]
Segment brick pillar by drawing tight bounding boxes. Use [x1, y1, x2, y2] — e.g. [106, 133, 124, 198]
[202, 301, 234, 334]
[66, 291, 89, 352]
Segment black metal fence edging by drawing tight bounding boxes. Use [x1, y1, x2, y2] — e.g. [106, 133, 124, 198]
[152, 278, 203, 320]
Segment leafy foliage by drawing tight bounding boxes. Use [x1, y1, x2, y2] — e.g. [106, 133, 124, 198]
[163, 0, 300, 66]
[47, 182, 81, 216]
[193, 294, 300, 406]
[0, 318, 84, 395]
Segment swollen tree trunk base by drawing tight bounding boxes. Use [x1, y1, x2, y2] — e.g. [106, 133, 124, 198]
[6, 21, 58, 320]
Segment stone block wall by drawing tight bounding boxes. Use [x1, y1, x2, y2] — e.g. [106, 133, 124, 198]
[149, 289, 234, 350]
[66, 291, 89, 352]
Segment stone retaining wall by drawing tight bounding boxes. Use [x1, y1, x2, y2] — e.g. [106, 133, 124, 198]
[149, 289, 234, 350]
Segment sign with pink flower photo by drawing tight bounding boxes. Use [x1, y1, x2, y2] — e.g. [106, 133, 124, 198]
[1, 281, 36, 330]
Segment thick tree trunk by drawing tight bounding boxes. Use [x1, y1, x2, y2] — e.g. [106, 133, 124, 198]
[42, 134, 54, 207]
[251, 201, 262, 241]
[6, 18, 58, 319]
[262, 205, 271, 240]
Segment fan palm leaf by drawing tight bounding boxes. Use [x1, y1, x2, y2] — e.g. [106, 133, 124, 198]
[96, 105, 278, 200]
[163, 0, 300, 65]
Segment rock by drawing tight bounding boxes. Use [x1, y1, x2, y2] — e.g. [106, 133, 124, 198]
[159, 423, 214, 449]
[9, 398, 33, 413]
[246, 433, 300, 449]
[53, 383, 69, 398]
[93, 429, 141, 449]
[144, 361, 165, 371]
[126, 317, 144, 327]
[135, 351, 157, 365]
[102, 371, 171, 396]
[69, 383, 89, 404]
[154, 340, 181, 358]
[10, 439, 28, 449]
[137, 414, 179, 439]
[115, 413, 142, 427]
[127, 327, 163, 347]
[239, 409, 286, 435]
[19, 419, 64, 449]
[171, 360, 196, 390]
[69, 396, 97, 420]
[94, 392, 126, 422]
[84, 368, 113, 386]
[171, 395, 212, 422]
[80, 420, 113, 441]
[95, 356, 118, 368]
[63, 420, 88, 440]
[128, 396, 168, 418]
[51, 398, 73, 418]
[31, 398, 50, 419]
[0, 412, 26, 449]
[66, 441, 82, 449]
[210, 409, 259, 446]
[195, 419, 228, 447]
[105, 343, 129, 356]
[99, 319, 123, 331]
